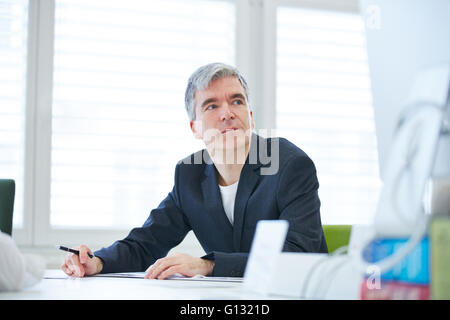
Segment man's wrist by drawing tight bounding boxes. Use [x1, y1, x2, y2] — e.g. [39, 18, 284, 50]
[94, 257, 104, 274]
[202, 258, 215, 276]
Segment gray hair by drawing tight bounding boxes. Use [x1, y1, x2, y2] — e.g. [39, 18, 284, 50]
[184, 62, 250, 121]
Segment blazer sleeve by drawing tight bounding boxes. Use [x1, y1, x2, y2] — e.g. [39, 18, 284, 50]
[94, 166, 191, 274]
[201, 251, 248, 277]
[276, 153, 328, 253]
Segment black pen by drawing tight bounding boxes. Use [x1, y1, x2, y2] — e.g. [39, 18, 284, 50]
[58, 245, 94, 258]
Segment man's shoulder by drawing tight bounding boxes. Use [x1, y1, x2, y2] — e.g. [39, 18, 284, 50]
[175, 149, 211, 175]
[264, 135, 311, 163]
[253, 135, 315, 177]
[178, 148, 214, 165]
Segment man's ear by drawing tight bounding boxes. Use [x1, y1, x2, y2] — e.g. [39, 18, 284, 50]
[190, 120, 202, 139]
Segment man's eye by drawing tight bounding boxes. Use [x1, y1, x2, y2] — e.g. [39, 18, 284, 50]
[206, 104, 217, 110]
[233, 100, 243, 105]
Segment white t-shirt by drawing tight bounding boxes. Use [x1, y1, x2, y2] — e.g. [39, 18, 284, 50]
[218, 181, 239, 225]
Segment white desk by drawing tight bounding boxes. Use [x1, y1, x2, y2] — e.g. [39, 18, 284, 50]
[0, 270, 291, 300]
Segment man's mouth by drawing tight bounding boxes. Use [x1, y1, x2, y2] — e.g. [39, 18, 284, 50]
[221, 127, 239, 134]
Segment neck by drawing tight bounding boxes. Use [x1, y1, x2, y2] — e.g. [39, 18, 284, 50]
[215, 162, 245, 186]
[207, 141, 251, 186]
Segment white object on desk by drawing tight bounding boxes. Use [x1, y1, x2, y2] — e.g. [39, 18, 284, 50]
[242, 220, 289, 295]
[265, 252, 362, 299]
[0, 231, 45, 292]
[242, 220, 366, 299]
[268, 252, 327, 298]
[348, 224, 376, 256]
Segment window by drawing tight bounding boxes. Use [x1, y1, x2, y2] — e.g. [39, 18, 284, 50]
[6, 0, 379, 250]
[276, 6, 381, 225]
[0, 0, 28, 228]
[49, 0, 235, 230]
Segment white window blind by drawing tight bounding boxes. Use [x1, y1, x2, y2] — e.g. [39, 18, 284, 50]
[276, 7, 381, 225]
[51, 0, 235, 229]
[0, 0, 28, 228]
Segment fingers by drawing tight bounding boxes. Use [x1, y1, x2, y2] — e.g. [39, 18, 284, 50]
[60, 261, 73, 276]
[144, 259, 168, 279]
[61, 255, 84, 277]
[60, 246, 87, 278]
[78, 244, 93, 264]
[157, 265, 183, 280]
[145, 254, 183, 280]
[71, 255, 85, 277]
[144, 253, 212, 280]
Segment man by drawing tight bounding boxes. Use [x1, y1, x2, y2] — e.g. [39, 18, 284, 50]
[61, 63, 328, 279]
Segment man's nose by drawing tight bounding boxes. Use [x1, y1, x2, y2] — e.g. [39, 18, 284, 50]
[220, 103, 235, 121]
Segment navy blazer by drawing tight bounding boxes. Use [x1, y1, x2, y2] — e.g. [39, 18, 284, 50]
[95, 134, 328, 277]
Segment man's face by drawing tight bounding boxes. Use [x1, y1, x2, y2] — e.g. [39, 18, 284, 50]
[190, 76, 254, 152]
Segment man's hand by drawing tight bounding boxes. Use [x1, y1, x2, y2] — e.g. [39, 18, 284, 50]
[60, 244, 103, 277]
[144, 252, 214, 280]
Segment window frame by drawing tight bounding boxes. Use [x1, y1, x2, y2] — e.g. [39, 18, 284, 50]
[273, 0, 379, 225]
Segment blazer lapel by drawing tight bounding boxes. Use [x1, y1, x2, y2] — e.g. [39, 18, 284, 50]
[200, 154, 234, 237]
[200, 134, 266, 251]
[232, 133, 263, 251]
[232, 164, 259, 251]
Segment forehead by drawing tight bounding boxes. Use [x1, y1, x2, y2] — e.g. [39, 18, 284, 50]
[194, 76, 246, 103]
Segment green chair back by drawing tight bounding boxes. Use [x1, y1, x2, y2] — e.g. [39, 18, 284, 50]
[323, 224, 352, 254]
[0, 179, 15, 235]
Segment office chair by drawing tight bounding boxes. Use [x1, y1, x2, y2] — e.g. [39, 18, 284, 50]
[0, 179, 15, 235]
[323, 224, 352, 254]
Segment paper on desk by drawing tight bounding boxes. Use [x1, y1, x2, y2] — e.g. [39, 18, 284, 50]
[94, 272, 243, 282]
[171, 275, 243, 282]
[93, 272, 146, 278]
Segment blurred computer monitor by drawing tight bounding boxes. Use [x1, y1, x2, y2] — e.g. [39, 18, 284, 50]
[359, 0, 450, 179]
[359, 0, 450, 236]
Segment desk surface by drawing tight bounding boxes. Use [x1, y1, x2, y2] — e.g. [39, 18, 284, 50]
[0, 270, 291, 300]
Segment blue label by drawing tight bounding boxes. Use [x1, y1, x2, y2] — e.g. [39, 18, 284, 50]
[362, 237, 429, 284]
